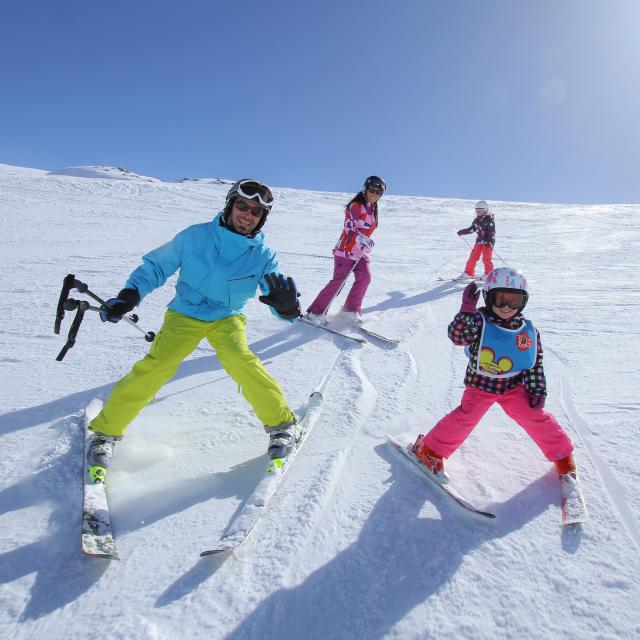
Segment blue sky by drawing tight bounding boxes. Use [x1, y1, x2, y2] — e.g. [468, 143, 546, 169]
[2, 0, 639, 203]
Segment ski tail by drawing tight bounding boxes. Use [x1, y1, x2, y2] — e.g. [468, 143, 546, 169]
[560, 472, 588, 526]
[82, 398, 120, 560]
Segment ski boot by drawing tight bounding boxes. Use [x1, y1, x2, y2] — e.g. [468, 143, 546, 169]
[265, 420, 300, 462]
[86, 433, 118, 484]
[412, 435, 449, 484]
[453, 272, 474, 283]
[305, 312, 328, 326]
[555, 453, 578, 484]
[340, 308, 364, 326]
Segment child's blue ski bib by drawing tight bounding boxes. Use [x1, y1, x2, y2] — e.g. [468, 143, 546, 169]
[471, 318, 537, 378]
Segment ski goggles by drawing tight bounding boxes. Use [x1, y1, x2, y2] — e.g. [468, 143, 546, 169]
[235, 180, 274, 209]
[491, 290, 527, 310]
[366, 186, 384, 196]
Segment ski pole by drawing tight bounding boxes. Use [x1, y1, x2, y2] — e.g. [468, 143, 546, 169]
[458, 235, 508, 269]
[459, 234, 473, 251]
[75, 282, 155, 341]
[55, 274, 156, 361]
[491, 246, 509, 267]
[59, 275, 155, 341]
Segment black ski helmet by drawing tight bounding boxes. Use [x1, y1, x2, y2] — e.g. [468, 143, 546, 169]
[223, 179, 274, 235]
[363, 176, 386, 192]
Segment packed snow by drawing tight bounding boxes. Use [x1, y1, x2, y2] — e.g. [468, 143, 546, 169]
[1, 163, 639, 639]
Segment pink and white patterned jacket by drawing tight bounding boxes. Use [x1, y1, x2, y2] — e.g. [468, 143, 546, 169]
[333, 201, 378, 261]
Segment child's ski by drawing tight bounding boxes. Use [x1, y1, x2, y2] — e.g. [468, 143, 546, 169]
[82, 398, 119, 560]
[560, 472, 588, 526]
[386, 434, 495, 520]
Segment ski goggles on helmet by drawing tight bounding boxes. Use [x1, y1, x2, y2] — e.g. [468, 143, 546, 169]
[366, 186, 384, 195]
[234, 180, 274, 209]
[491, 289, 527, 310]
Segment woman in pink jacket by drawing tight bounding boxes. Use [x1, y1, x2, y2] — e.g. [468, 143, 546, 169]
[306, 176, 385, 324]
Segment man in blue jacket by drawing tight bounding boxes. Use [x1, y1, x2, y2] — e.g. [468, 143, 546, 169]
[88, 179, 302, 473]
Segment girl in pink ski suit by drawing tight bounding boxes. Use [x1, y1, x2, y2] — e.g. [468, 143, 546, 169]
[306, 176, 384, 320]
[412, 267, 577, 482]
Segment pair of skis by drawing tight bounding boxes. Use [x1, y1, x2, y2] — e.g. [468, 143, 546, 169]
[81, 392, 327, 559]
[82, 352, 343, 560]
[386, 434, 588, 526]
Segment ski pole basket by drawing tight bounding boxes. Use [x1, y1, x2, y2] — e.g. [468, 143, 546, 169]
[54, 273, 156, 361]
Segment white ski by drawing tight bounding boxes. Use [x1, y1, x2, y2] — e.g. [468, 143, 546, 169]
[560, 472, 588, 526]
[358, 325, 400, 344]
[201, 390, 326, 555]
[386, 434, 496, 520]
[82, 398, 119, 560]
[300, 317, 366, 344]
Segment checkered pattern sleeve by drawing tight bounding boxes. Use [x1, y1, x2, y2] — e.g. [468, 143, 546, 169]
[448, 311, 483, 346]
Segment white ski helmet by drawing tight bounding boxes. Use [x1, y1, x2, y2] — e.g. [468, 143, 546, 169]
[482, 267, 529, 310]
[475, 200, 489, 213]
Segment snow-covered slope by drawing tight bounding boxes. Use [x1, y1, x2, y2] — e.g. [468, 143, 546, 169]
[1, 163, 639, 639]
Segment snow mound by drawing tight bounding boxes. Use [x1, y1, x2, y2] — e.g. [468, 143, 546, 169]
[47, 165, 161, 182]
[176, 177, 236, 184]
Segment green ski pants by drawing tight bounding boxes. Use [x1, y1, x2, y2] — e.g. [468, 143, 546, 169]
[89, 310, 294, 438]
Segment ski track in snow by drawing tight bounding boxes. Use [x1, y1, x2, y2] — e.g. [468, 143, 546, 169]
[559, 372, 640, 555]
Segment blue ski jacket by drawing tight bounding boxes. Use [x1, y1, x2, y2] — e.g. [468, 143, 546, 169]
[125, 213, 290, 322]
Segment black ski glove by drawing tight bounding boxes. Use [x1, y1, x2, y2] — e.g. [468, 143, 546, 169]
[527, 393, 546, 410]
[100, 288, 140, 323]
[258, 273, 301, 321]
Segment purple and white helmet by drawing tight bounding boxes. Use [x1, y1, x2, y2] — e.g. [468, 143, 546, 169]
[482, 267, 529, 310]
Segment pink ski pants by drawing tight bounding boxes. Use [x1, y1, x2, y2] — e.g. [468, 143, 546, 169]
[422, 385, 574, 461]
[307, 256, 371, 315]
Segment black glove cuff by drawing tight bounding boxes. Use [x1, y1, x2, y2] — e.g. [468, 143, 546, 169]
[116, 288, 140, 308]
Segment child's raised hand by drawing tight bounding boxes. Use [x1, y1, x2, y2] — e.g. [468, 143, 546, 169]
[460, 282, 480, 314]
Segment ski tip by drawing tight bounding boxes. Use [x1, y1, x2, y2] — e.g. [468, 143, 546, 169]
[82, 549, 120, 560]
[384, 433, 404, 448]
